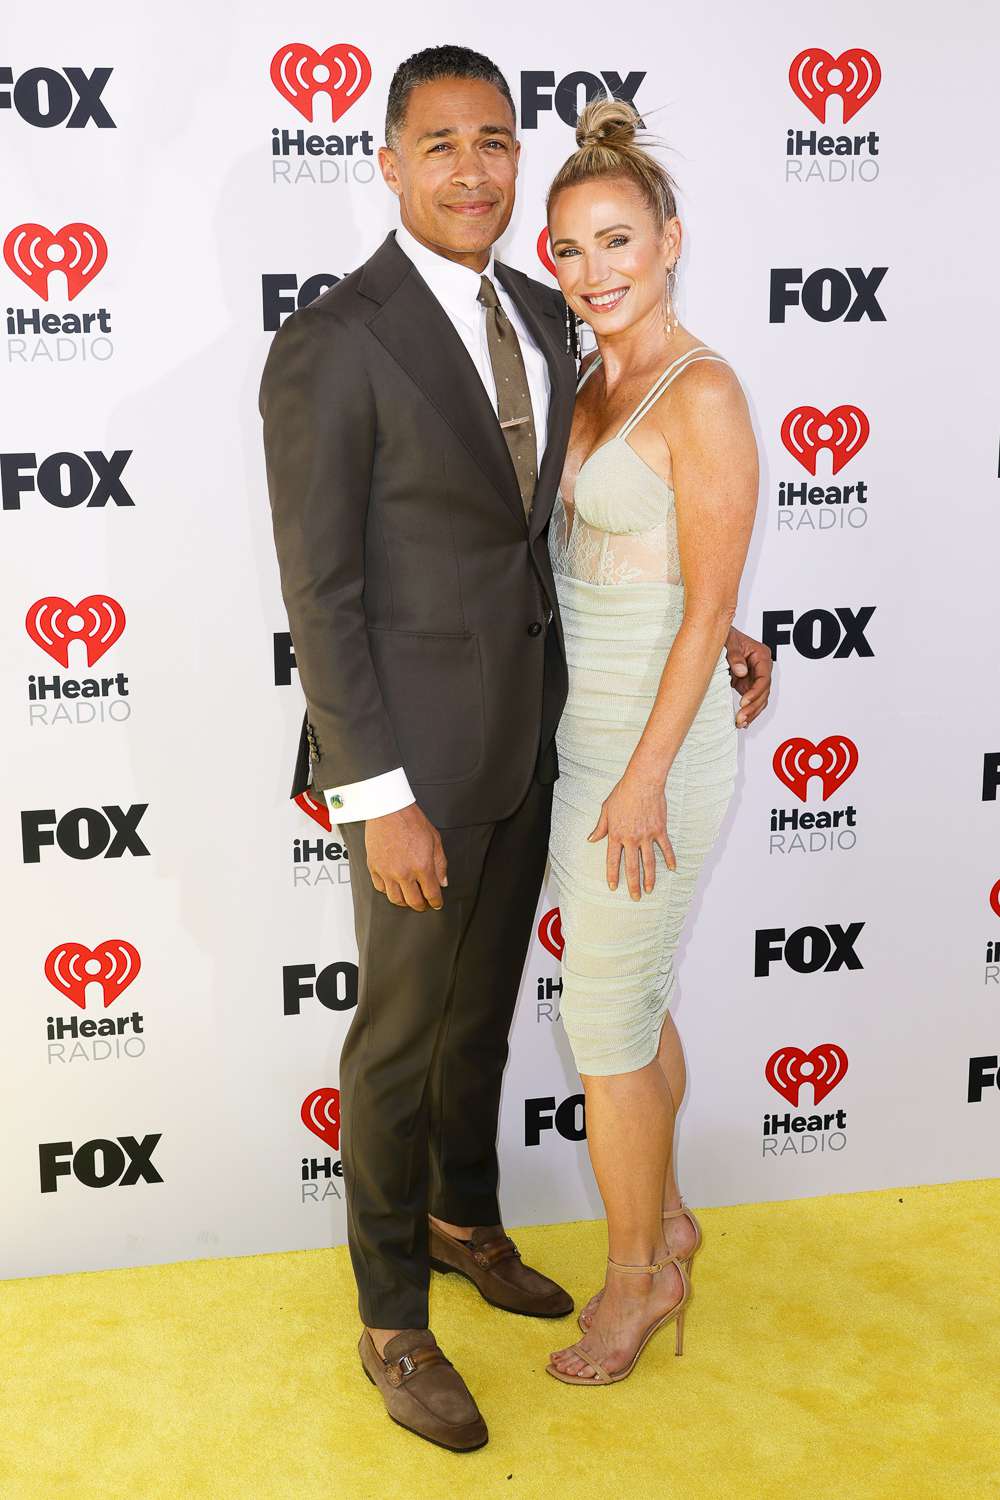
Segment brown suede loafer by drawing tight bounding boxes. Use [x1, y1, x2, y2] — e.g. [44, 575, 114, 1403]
[428, 1221, 574, 1318]
[358, 1329, 488, 1452]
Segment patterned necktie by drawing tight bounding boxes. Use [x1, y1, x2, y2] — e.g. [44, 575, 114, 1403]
[477, 274, 538, 521]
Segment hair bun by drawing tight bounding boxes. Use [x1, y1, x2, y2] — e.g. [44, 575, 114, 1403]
[574, 98, 640, 152]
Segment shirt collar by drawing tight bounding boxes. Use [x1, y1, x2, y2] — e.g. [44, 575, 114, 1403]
[394, 222, 497, 324]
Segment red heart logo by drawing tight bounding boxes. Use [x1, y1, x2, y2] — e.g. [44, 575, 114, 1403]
[537, 227, 557, 278]
[772, 736, 858, 803]
[788, 48, 881, 124]
[25, 595, 125, 668]
[765, 1044, 848, 1106]
[780, 405, 870, 476]
[44, 940, 141, 1010]
[301, 1087, 341, 1150]
[4, 222, 108, 302]
[538, 907, 563, 959]
[990, 880, 1000, 920]
[296, 788, 332, 832]
[270, 43, 372, 123]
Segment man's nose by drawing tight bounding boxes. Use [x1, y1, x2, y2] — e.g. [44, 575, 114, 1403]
[451, 146, 489, 189]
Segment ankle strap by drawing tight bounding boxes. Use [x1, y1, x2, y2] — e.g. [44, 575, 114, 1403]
[662, 1203, 690, 1220]
[606, 1253, 676, 1275]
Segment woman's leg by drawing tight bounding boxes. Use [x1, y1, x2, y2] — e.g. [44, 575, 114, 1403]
[654, 1012, 698, 1259]
[655, 1010, 685, 1207]
[575, 1011, 697, 1333]
[548, 1058, 684, 1378]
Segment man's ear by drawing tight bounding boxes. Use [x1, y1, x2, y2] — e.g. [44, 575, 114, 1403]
[378, 145, 402, 196]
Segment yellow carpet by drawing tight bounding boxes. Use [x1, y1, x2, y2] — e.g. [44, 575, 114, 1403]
[2, 1180, 998, 1499]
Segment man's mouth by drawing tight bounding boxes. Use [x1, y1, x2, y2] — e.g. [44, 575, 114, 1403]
[444, 200, 499, 217]
[582, 286, 629, 311]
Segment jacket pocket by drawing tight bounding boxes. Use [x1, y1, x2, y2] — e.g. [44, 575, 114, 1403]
[367, 628, 485, 784]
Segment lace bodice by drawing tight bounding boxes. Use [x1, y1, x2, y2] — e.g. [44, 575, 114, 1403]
[549, 346, 729, 586]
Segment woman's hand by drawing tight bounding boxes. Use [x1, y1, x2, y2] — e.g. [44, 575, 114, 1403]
[587, 770, 676, 899]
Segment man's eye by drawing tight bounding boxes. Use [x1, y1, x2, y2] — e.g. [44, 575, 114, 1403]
[483, 139, 508, 149]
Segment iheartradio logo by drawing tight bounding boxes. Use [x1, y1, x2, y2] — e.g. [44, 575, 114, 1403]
[773, 736, 858, 803]
[301, 1087, 341, 1150]
[537, 228, 557, 278]
[765, 1044, 848, 1106]
[781, 406, 869, 476]
[25, 595, 125, 668]
[4, 222, 107, 301]
[270, 43, 371, 122]
[538, 907, 564, 959]
[788, 48, 881, 124]
[45, 940, 141, 1009]
[296, 788, 332, 832]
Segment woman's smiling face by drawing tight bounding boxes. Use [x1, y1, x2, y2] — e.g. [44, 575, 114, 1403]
[548, 176, 680, 334]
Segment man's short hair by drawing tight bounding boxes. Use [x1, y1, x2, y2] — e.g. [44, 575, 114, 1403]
[385, 45, 516, 148]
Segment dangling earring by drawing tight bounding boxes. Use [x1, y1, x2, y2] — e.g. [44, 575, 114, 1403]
[564, 298, 582, 362]
[664, 259, 679, 339]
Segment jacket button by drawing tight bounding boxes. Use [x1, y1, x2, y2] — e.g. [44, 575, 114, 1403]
[527, 621, 543, 637]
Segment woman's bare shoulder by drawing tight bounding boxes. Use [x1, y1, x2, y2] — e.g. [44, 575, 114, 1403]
[666, 344, 747, 422]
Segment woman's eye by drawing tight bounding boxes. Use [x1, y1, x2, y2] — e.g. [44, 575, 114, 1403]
[555, 247, 580, 258]
[607, 235, 629, 248]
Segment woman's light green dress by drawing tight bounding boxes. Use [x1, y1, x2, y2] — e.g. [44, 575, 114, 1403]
[547, 346, 739, 1076]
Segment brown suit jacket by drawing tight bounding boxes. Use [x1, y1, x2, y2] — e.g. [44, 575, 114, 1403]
[259, 230, 576, 828]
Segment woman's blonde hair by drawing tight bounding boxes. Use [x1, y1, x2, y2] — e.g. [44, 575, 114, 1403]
[546, 98, 678, 233]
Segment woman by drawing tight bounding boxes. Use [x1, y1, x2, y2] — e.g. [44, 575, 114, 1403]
[544, 101, 759, 1385]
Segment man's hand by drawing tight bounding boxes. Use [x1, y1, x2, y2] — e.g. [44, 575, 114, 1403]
[365, 803, 448, 912]
[725, 626, 773, 728]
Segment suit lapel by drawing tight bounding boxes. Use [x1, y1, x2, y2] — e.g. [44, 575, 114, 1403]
[363, 236, 524, 524]
[360, 234, 577, 535]
[494, 261, 577, 540]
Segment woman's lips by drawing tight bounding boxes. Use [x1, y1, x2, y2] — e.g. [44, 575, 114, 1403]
[582, 286, 629, 311]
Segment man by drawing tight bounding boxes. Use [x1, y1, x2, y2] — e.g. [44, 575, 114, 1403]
[260, 45, 772, 1451]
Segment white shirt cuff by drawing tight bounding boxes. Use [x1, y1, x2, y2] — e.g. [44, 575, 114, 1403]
[323, 767, 415, 822]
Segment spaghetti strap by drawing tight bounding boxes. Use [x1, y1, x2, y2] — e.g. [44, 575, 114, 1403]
[618, 347, 728, 439]
[574, 345, 730, 425]
[576, 355, 602, 393]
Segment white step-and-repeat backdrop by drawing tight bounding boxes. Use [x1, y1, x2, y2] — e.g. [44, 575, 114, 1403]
[4, 1, 999, 1279]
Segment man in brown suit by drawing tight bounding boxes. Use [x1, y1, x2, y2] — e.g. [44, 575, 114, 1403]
[260, 45, 772, 1450]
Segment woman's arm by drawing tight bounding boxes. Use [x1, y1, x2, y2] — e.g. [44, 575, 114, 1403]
[589, 359, 759, 898]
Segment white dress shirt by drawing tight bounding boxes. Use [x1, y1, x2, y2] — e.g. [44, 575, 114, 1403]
[322, 223, 552, 824]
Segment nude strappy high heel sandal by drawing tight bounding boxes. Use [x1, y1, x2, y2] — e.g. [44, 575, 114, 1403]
[578, 1201, 702, 1333]
[546, 1253, 690, 1386]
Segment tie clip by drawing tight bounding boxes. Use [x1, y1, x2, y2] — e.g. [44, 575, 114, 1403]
[499, 416, 530, 429]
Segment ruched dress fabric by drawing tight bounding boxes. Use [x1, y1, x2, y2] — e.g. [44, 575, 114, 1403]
[547, 347, 738, 1076]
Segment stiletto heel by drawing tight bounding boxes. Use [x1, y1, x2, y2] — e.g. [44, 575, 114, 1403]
[546, 1254, 689, 1385]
